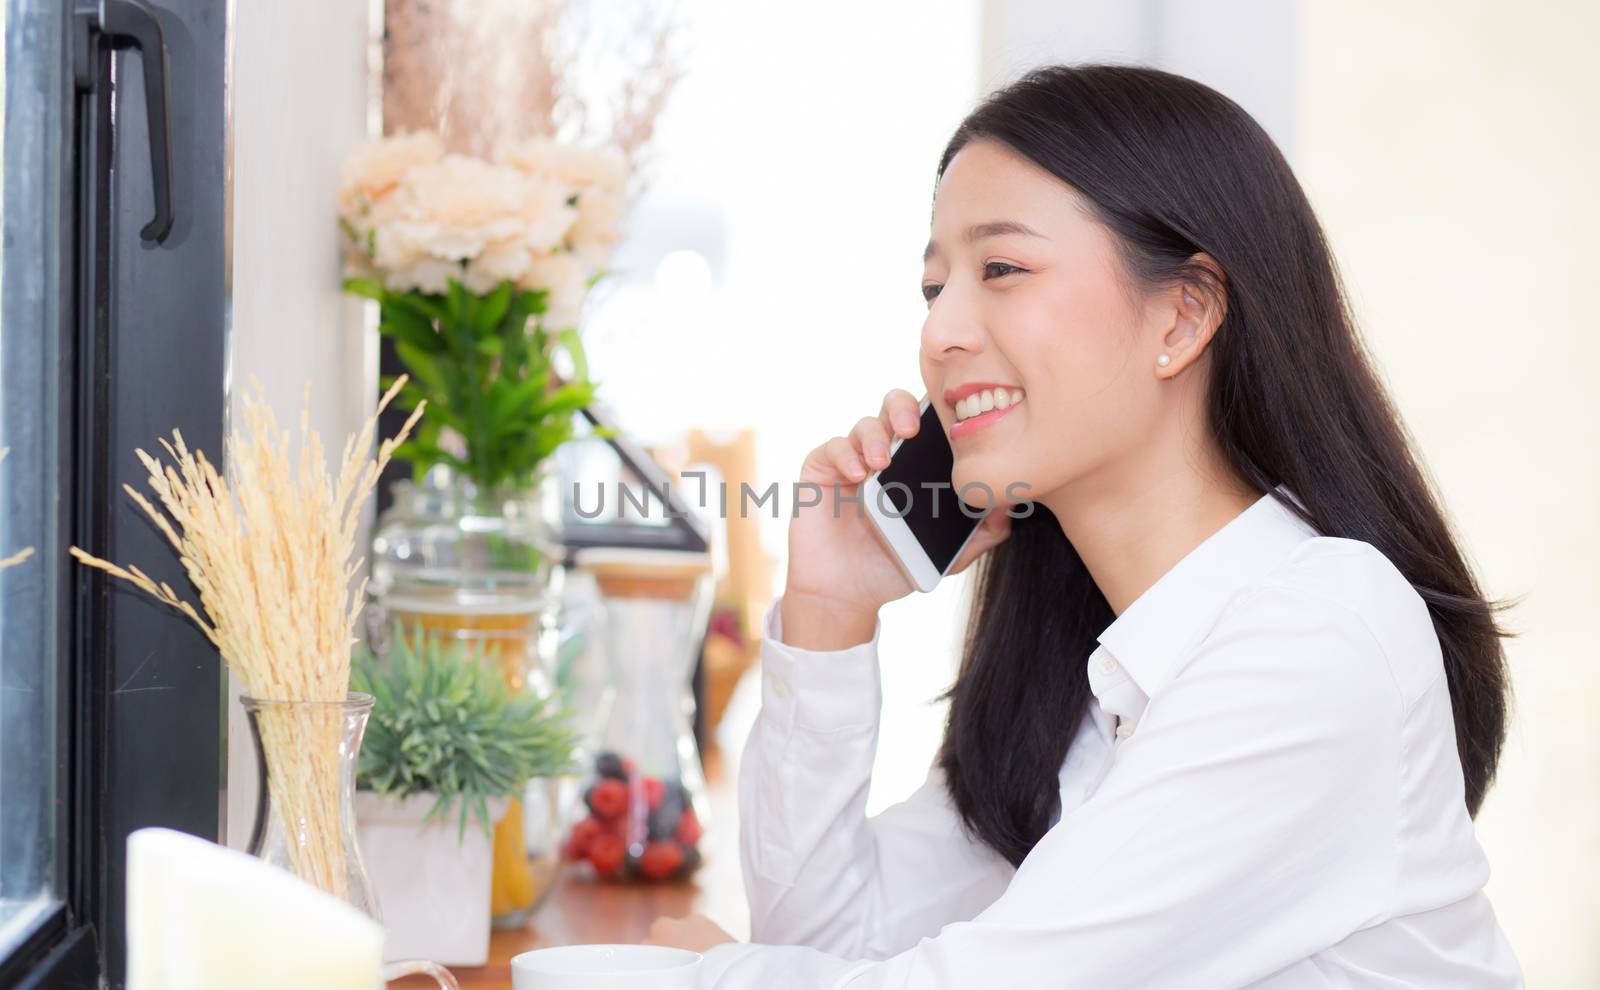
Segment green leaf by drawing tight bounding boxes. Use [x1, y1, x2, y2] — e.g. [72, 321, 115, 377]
[394, 341, 449, 396]
[531, 381, 594, 419]
[521, 288, 551, 316]
[478, 281, 514, 334]
[388, 290, 449, 325]
[391, 441, 468, 474]
[344, 276, 386, 302]
[557, 328, 590, 382]
[379, 306, 446, 354]
[446, 278, 473, 330]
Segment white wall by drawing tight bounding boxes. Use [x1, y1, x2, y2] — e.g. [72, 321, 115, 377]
[981, 0, 1299, 153]
[222, 0, 374, 848]
[1297, 3, 1599, 984]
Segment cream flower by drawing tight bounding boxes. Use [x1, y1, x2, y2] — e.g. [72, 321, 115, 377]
[519, 251, 590, 329]
[365, 155, 580, 292]
[515, 174, 585, 255]
[394, 258, 462, 296]
[339, 132, 619, 309]
[390, 155, 547, 259]
[337, 131, 444, 220]
[463, 240, 535, 295]
[502, 137, 628, 201]
[568, 189, 627, 271]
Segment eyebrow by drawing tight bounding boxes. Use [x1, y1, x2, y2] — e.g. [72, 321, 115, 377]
[923, 220, 1047, 262]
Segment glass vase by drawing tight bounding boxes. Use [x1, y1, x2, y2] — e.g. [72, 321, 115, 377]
[243, 693, 380, 919]
[368, 464, 561, 618]
[366, 463, 570, 926]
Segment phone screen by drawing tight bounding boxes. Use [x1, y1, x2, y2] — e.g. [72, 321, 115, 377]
[875, 402, 981, 573]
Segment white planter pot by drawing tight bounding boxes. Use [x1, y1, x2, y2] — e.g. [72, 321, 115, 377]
[355, 791, 510, 966]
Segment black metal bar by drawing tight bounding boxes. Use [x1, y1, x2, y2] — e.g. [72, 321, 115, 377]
[65, 1, 226, 985]
[75, 0, 174, 242]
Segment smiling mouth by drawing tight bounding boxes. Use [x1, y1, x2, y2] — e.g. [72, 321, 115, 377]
[953, 386, 1025, 422]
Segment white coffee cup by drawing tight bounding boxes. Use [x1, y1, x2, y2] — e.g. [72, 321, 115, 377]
[510, 944, 702, 989]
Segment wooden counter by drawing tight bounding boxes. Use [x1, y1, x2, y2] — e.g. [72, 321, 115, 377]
[394, 745, 749, 989]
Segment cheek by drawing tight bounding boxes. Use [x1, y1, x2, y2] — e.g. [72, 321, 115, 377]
[1003, 280, 1153, 474]
[1003, 277, 1133, 404]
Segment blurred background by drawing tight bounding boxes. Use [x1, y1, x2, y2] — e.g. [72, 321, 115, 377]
[0, 0, 1589, 985]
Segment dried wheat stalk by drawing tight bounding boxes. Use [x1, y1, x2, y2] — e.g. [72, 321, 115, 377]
[69, 377, 424, 898]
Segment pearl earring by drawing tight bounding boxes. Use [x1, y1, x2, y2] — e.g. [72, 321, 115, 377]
[1156, 353, 1171, 368]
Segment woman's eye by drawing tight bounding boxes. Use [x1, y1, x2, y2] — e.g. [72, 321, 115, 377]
[984, 261, 1023, 279]
[921, 283, 942, 303]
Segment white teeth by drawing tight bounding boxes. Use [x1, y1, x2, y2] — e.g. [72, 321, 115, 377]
[954, 388, 1024, 421]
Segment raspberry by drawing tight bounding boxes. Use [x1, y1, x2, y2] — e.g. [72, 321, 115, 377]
[588, 832, 625, 878]
[638, 840, 685, 881]
[568, 817, 604, 857]
[586, 779, 629, 820]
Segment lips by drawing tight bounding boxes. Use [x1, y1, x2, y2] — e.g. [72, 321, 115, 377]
[947, 388, 1024, 438]
[951, 386, 1024, 422]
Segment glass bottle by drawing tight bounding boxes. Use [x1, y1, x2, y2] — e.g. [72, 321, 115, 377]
[559, 548, 714, 883]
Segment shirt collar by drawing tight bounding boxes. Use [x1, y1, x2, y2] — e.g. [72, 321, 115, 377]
[1093, 484, 1320, 698]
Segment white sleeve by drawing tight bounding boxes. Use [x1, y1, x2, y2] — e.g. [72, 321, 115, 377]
[726, 596, 1014, 961]
[699, 584, 1402, 990]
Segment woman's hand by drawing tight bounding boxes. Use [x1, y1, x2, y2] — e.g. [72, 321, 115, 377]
[642, 911, 738, 953]
[781, 388, 1013, 647]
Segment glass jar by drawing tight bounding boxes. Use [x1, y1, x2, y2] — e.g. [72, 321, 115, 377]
[558, 548, 714, 883]
[243, 693, 380, 917]
[367, 463, 563, 658]
[366, 464, 570, 925]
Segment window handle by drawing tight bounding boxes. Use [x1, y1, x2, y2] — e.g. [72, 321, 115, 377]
[74, 0, 175, 243]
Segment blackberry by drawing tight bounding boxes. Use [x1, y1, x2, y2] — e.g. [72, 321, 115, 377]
[646, 802, 680, 842]
[674, 844, 702, 879]
[594, 750, 627, 781]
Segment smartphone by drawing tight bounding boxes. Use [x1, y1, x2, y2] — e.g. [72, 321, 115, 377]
[862, 395, 985, 592]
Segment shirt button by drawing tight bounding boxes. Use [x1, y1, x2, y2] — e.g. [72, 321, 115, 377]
[1115, 722, 1133, 740]
[773, 678, 792, 700]
[1099, 654, 1119, 673]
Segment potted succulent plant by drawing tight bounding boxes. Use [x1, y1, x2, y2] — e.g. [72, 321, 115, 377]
[351, 625, 579, 965]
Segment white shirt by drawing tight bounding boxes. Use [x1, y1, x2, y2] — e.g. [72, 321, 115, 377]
[698, 486, 1524, 989]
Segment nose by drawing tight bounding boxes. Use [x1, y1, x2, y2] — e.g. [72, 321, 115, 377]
[920, 280, 986, 365]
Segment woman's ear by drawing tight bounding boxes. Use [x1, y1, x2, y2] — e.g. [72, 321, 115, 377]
[1155, 254, 1227, 380]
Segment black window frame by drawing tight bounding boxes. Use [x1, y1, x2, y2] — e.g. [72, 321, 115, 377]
[0, 1, 228, 987]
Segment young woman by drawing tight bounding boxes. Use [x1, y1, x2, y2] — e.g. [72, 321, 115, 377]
[645, 63, 1525, 989]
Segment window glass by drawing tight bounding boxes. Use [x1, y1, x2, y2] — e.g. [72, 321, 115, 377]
[0, 0, 65, 957]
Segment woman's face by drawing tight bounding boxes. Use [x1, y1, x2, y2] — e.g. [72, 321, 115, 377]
[919, 138, 1184, 509]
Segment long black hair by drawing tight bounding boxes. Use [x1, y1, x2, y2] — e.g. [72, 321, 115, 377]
[932, 64, 1517, 868]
